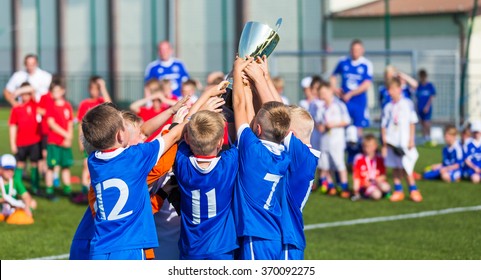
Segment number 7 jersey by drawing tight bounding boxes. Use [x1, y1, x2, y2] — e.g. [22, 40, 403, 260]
[233, 124, 290, 241]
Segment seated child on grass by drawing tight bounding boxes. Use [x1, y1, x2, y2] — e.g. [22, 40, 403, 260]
[352, 134, 390, 201]
[0, 154, 37, 225]
[423, 125, 463, 183]
[463, 121, 481, 183]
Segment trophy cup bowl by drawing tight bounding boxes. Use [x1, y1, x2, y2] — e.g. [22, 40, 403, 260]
[238, 20, 281, 59]
[225, 18, 282, 93]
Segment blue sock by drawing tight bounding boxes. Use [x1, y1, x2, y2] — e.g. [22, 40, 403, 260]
[394, 184, 403, 192]
[335, 173, 340, 184]
[423, 169, 440, 180]
[409, 185, 418, 192]
[340, 183, 349, 191]
[328, 183, 335, 190]
[318, 176, 326, 186]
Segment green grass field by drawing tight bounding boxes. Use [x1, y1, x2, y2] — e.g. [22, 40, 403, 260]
[0, 107, 480, 260]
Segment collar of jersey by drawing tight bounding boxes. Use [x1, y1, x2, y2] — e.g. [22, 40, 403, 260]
[447, 142, 459, 152]
[94, 147, 126, 160]
[189, 156, 221, 174]
[472, 139, 481, 148]
[350, 56, 366, 66]
[309, 148, 321, 158]
[159, 58, 174, 68]
[260, 139, 285, 156]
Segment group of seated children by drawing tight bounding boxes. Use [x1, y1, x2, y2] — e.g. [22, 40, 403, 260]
[424, 121, 481, 184]
[70, 55, 319, 260]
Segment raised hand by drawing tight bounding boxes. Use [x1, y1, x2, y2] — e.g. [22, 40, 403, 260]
[171, 95, 191, 114]
[233, 56, 254, 77]
[173, 106, 189, 123]
[200, 97, 226, 113]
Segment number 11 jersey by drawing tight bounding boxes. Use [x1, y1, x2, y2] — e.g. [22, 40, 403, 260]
[174, 141, 239, 258]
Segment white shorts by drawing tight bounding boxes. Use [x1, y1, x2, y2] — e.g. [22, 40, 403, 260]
[319, 148, 346, 172]
[385, 146, 403, 169]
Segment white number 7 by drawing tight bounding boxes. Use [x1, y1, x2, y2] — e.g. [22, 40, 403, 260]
[263, 173, 282, 210]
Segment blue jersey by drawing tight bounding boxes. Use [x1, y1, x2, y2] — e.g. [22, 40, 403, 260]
[416, 82, 436, 111]
[464, 140, 481, 158]
[233, 124, 290, 241]
[174, 142, 239, 258]
[144, 58, 189, 97]
[281, 133, 320, 251]
[88, 139, 163, 256]
[379, 84, 412, 108]
[442, 142, 463, 168]
[467, 153, 481, 168]
[332, 56, 373, 108]
[69, 207, 95, 260]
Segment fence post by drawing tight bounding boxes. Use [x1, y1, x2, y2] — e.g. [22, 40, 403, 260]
[454, 50, 461, 128]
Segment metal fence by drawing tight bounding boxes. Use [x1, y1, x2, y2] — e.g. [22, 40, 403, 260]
[2, 50, 481, 129]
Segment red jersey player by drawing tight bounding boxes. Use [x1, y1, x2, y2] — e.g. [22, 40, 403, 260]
[352, 134, 391, 201]
[73, 76, 111, 204]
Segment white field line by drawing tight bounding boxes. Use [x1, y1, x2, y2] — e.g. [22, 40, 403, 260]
[28, 205, 481, 260]
[304, 205, 481, 231]
[29, 253, 70, 260]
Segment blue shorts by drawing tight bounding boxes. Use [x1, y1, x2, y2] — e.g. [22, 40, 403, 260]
[282, 244, 304, 260]
[180, 251, 235, 260]
[90, 248, 145, 260]
[240, 236, 282, 260]
[447, 169, 462, 181]
[346, 102, 369, 128]
[69, 239, 91, 260]
[465, 168, 479, 178]
[418, 108, 432, 121]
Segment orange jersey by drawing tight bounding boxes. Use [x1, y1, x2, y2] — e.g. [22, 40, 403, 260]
[353, 154, 386, 187]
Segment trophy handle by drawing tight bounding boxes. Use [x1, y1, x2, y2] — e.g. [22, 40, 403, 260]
[275, 18, 283, 33]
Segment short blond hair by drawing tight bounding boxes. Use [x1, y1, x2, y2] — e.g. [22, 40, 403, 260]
[186, 111, 226, 155]
[271, 76, 284, 91]
[288, 105, 314, 141]
[254, 101, 290, 144]
[145, 79, 162, 92]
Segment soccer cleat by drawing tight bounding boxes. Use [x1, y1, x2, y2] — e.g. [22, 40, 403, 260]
[389, 191, 405, 202]
[409, 190, 423, 202]
[46, 193, 58, 201]
[413, 172, 422, 180]
[320, 183, 328, 194]
[327, 188, 337, 196]
[63, 186, 72, 196]
[340, 191, 351, 199]
[70, 193, 89, 205]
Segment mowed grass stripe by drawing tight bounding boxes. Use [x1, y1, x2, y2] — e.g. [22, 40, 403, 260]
[28, 205, 481, 260]
[304, 205, 481, 230]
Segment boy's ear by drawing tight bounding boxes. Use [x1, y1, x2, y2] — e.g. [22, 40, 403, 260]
[217, 137, 224, 149]
[255, 123, 262, 137]
[117, 130, 125, 145]
[183, 130, 190, 144]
